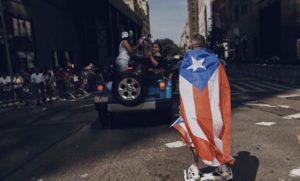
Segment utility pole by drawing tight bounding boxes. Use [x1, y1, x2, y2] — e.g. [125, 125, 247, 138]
[0, 0, 12, 75]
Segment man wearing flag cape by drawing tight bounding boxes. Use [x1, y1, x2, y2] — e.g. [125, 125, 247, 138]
[172, 34, 234, 181]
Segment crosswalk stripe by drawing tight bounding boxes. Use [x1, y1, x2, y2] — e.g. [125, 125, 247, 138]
[243, 83, 268, 92]
[283, 113, 300, 120]
[230, 83, 249, 92]
[250, 82, 286, 92]
[261, 81, 298, 90]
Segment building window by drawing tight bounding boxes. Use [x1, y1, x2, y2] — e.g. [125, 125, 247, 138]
[53, 50, 73, 68]
[25, 21, 32, 37]
[12, 18, 32, 38]
[228, 0, 233, 8]
[13, 18, 19, 36]
[297, 39, 300, 59]
[241, 4, 248, 16]
[234, 6, 240, 23]
[53, 51, 59, 67]
[17, 51, 35, 71]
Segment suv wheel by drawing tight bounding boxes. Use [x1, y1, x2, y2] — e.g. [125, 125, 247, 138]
[113, 72, 146, 106]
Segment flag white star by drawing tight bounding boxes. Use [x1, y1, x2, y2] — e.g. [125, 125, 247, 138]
[187, 56, 206, 72]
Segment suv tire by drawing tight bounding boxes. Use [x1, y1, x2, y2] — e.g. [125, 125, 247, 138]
[112, 71, 146, 106]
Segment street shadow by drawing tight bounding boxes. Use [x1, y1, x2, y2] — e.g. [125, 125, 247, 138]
[199, 151, 259, 181]
[232, 151, 260, 181]
[91, 111, 175, 130]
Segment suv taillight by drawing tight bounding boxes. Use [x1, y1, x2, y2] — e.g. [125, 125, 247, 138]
[97, 85, 104, 93]
[159, 81, 166, 90]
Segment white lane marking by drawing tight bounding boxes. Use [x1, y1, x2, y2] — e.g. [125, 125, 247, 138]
[250, 82, 286, 91]
[256, 122, 277, 126]
[79, 104, 94, 108]
[245, 103, 290, 109]
[165, 141, 186, 148]
[283, 113, 300, 120]
[261, 81, 296, 90]
[290, 167, 300, 177]
[278, 105, 290, 109]
[244, 83, 267, 92]
[231, 92, 242, 96]
[230, 83, 249, 92]
[246, 103, 276, 108]
[81, 173, 89, 178]
[278, 94, 300, 98]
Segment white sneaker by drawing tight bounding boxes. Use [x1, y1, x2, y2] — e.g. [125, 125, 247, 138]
[215, 164, 233, 180]
[184, 164, 201, 181]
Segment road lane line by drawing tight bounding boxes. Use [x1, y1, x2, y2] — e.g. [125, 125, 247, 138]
[283, 113, 300, 120]
[278, 94, 300, 98]
[261, 81, 297, 90]
[246, 103, 276, 108]
[79, 104, 94, 108]
[256, 122, 277, 126]
[230, 83, 249, 92]
[244, 83, 268, 92]
[245, 103, 290, 109]
[165, 141, 186, 148]
[250, 82, 286, 91]
[277, 105, 290, 109]
[290, 167, 300, 177]
[81, 173, 89, 178]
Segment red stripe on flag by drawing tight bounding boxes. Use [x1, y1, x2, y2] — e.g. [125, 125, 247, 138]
[180, 97, 214, 161]
[192, 83, 228, 165]
[218, 65, 234, 164]
[192, 85, 214, 143]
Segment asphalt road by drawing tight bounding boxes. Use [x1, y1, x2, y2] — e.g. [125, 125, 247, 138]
[0, 73, 300, 181]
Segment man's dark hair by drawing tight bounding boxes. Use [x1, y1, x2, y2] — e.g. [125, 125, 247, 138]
[191, 34, 206, 48]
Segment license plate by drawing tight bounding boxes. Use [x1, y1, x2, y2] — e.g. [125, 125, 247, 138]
[94, 96, 108, 103]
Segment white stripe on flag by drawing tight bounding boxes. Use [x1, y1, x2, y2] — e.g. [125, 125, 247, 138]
[208, 67, 223, 166]
[180, 75, 208, 142]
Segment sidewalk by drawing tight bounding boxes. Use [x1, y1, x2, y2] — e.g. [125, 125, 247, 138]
[0, 92, 91, 113]
[230, 63, 300, 85]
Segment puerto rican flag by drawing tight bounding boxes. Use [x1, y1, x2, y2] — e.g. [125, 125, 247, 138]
[172, 48, 234, 167]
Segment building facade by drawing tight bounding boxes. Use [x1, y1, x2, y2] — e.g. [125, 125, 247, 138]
[226, 0, 300, 63]
[187, 0, 199, 36]
[179, 20, 190, 50]
[0, 0, 143, 74]
[123, 0, 150, 34]
[187, 0, 224, 39]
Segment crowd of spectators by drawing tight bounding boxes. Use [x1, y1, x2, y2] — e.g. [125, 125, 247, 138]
[0, 63, 97, 108]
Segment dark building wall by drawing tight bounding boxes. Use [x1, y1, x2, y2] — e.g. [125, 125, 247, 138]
[259, 0, 281, 58]
[281, 0, 299, 62]
[30, 0, 81, 69]
[0, 0, 143, 74]
[226, 0, 300, 64]
[70, 0, 142, 67]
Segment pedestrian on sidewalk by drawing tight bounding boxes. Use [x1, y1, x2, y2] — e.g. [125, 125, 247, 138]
[45, 68, 57, 102]
[30, 68, 46, 105]
[56, 67, 67, 100]
[0, 73, 5, 105]
[172, 34, 234, 181]
[2, 73, 13, 107]
[13, 73, 25, 104]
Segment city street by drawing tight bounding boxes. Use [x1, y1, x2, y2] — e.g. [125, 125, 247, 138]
[0, 72, 300, 181]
